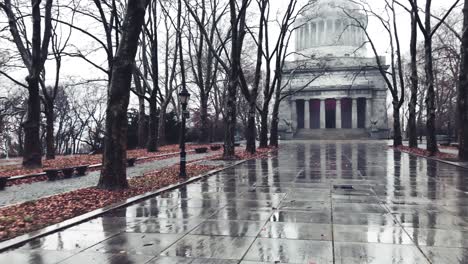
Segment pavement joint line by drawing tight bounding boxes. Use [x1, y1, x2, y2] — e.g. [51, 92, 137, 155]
[369, 186, 434, 264]
[330, 182, 336, 264]
[152, 204, 228, 262]
[238, 187, 287, 263]
[0, 157, 256, 253]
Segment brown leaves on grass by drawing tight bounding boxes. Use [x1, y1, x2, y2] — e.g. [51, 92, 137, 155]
[212, 146, 277, 161]
[394, 146, 458, 160]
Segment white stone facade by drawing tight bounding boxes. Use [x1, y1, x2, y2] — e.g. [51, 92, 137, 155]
[278, 0, 389, 139]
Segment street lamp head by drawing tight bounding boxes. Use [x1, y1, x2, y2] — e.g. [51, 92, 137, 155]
[179, 89, 191, 105]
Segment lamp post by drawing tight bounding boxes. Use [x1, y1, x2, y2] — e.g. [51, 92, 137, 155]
[179, 88, 190, 178]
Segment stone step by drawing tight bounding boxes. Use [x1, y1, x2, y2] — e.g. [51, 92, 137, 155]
[294, 129, 370, 140]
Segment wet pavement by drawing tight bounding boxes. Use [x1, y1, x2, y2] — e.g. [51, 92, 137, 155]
[2, 140, 468, 263]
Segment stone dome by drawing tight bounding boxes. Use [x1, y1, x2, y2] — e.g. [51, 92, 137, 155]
[295, 0, 367, 58]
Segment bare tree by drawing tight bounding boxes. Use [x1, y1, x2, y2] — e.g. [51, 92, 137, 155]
[239, 0, 267, 153]
[459, 0, 468, 160]
[98, 0, 149, 190]
[408, 0, 419, 148]
[256, 0, 306, 148]
[185, 0, 250, 158]
[346, 0, 406, 147]
[185, 0, 225, 144]
[407, 0, 461, 154]
[40, 6, 75, 159]
[0, 0, 54, 168]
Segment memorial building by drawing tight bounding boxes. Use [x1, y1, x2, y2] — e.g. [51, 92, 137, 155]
[278, 0, 389, 139]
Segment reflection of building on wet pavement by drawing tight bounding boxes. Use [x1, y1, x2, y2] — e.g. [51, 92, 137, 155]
[2, 141, 468, 263]
[279, 0, 389, 140]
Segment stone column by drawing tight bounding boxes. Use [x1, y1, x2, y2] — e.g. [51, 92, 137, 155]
[320, 99, 326, 129]
[300, 26, 305, 50]
[366, 98, 372, 129]
[296, 30, 300, 50]
[311, 22, 316, 46]
[316, 21, 319, 45]
[291, 100, 297, 131]
[304, 100, 310, 129]
[323, 20, 327, 45]
[336, 99, 342, 129]
[352, 98, 358, 129]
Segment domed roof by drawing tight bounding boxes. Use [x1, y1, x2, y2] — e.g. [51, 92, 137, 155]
[301, 0, 364, 23]
[295, 0, 367, 59]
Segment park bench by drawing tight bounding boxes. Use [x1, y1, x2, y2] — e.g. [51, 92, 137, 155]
[195, 147, 208, 153]
[62, 167, 75, 178]
[44, 169, 60, 181]
[44, 165, 89, 181]
[210, 145, 222, 151]
[75, 165, 89, 176]
[0, 177, 10, 190]
[436, 135, 450, 146]
[127, 158, 137, 167]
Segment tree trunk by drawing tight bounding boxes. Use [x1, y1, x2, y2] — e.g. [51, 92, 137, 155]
[259, 104, 269, 148]
[393, 101, 403, 146]
[459, 0, 468, 160]
[269, 99, 280, 147]
[45, 101, 55, 159]
[22, 77, 42, 168]
[245, 101, 256, 153]
[199, 95, 209, 143]
[223, 77, 237, 158]
[424, 37, 438, 154]
[147, 95, 158, 152]
[98, 0, 148, 190]
[408, 7, 418, 148]
[158, 104, 167, 146]
[137, 95, 147, 148]
[223, 0, 243, 159]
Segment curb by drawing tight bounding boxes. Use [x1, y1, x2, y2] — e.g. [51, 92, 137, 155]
[393, 148, 468, 170]
[0, 158, 250, 253]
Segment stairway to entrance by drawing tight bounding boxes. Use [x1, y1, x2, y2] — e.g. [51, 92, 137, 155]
[294, 129, 370, 140]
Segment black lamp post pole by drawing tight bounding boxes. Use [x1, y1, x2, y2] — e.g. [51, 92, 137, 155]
[179, 102, 187, 178]
[179, 89, 190, 178]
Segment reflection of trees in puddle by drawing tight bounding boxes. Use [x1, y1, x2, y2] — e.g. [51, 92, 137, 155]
[409, 155, 418, 198]
[102, 209, 131, 264]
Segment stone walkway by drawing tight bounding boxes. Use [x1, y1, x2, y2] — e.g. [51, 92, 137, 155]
[2, 141, 468, 263]
[0, 152, 213, 207]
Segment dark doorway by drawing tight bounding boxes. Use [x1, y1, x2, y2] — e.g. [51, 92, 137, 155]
[310, 99, 320, 129]
[357, 98, 366, 128]
[341, 98, 352, 129]
[296, 100, 305, 129]
[325, 99, 336, 129]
